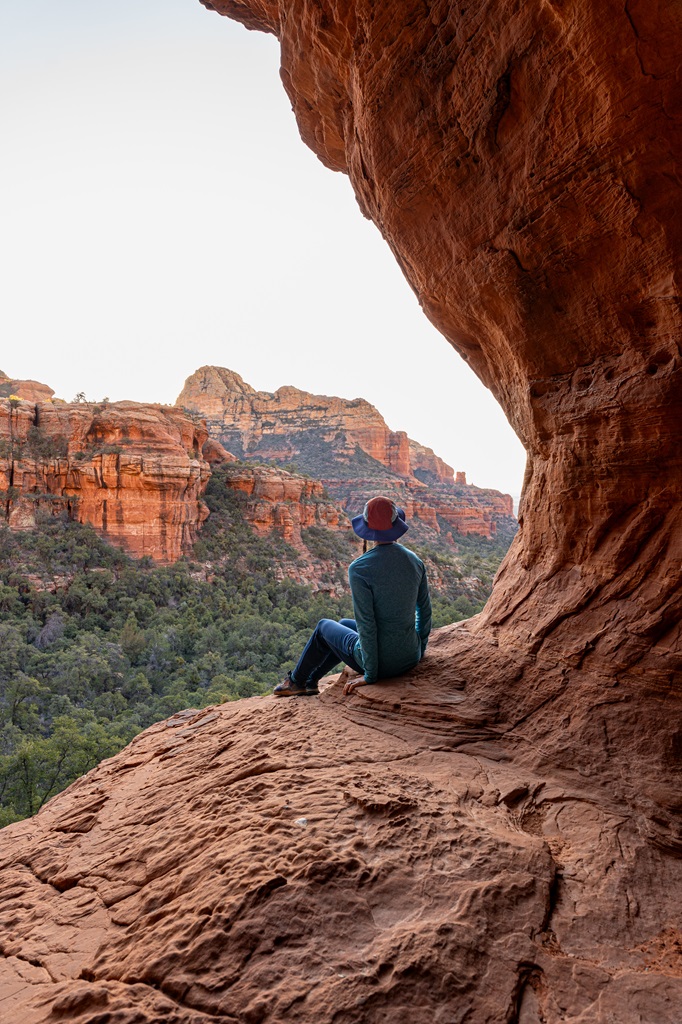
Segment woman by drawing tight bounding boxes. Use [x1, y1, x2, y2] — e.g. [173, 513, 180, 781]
[274, 495, 431, 697]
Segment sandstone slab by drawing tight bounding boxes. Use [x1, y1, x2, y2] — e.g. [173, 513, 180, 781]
[0, 637, 680, 1023]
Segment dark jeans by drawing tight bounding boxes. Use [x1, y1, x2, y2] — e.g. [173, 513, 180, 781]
[291, 618, 363, 687]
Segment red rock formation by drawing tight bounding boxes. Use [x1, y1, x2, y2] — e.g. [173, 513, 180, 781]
[178, 366, 421, 479]
[201, 436, 236, 465]
[195, 0, 682, 821]
[1, 397, 210, 562]
[0, 373, 55, 404]
[177, 366, 515, 538]
[202, 0, 680, 1015]
[195, 0, 682, 673]
[220, 462, 347, 544]
[1, 663, 680, 1022]
[408, 439, 453, 485]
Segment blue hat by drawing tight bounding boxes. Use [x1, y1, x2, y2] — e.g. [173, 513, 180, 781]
[352, 496, 409, 542]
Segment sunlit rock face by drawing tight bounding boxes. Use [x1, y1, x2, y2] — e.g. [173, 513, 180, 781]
[178, 365, 434, 481]
[0, 398, 210, 562]
[178, 365, 515, 539]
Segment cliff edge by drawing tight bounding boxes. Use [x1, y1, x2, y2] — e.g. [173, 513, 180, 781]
[2, 636, 680, 1023]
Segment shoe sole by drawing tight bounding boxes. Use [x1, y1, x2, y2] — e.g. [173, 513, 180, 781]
[273, 688, 319, 698]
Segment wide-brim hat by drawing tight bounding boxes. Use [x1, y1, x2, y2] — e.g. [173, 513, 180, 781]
[352, 495, 409, 542]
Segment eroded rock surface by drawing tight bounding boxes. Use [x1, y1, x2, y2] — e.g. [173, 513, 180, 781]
[0, 398, 210, 562]
[195, 1, 682, 683]
[193, 3, 682, 833]
[0, 651, 680, 1023]
[178, 366, 515, 539]
[220, 461, 347, 545]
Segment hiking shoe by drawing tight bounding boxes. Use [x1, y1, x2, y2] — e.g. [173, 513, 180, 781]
[273, 672, 317, 698]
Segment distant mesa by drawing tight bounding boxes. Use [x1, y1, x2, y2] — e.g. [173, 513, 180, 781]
[176, 365, 515, 541]
[1, 367, 515, 560]
[0, 374, 55, 404]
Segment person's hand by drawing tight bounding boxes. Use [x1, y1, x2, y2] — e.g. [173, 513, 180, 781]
[343, 676, 370, 695]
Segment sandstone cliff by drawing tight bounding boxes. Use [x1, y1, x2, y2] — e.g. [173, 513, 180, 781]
[220, 461, 347, 545]
[190, 0, 682, 824]
[177, 366, 515, 540]
[177, 366, 426, 479]
[1, 396, 210, 562]
[0, 372, 55, 404]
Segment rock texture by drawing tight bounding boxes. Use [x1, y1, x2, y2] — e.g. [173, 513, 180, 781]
[220, 462, 347, 545]
[1, 654, 680, 1023]
[177, 366, 515, 539]
[194, 2, 682, 678]
[0, 373, 55, 404]
[192, 3, 682, 829]
[0, 397, 210, 562]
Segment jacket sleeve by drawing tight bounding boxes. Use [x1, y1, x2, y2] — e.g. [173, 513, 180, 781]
[349, 566, 379, 683]
[415, 564, 432, 657]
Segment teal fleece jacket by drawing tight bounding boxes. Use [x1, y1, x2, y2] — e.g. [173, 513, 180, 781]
[348, 543, 432, 684]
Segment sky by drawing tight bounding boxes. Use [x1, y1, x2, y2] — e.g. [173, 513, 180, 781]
[0, 0, 526, 496]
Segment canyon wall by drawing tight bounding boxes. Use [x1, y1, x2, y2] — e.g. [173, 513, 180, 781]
[195, 0, 682, 791]
[177, 365, 443, 480]
[0, 395, 210, 562]
[178, 365, 515, 539]
[220, 461, 347, 544]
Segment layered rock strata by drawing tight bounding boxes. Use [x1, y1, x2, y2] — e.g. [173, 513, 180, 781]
[0, 398, 210, 562]
[178, 366, 429, 479]
[221, 461, 347, 545]
[177, 366, 515, 538]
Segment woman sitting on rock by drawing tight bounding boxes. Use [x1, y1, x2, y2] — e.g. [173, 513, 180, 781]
[274, 495, 431, 697]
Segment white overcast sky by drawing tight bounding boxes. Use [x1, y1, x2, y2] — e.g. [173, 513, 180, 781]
[0, 0, 526, 495]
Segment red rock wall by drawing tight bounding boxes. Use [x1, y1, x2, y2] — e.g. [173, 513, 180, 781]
[220, 462, 347, 545]
[0, 399, 210, 562]
[201, 0, 682, 679]
[177, 366, 514, 538]
[190, 0, 682, 1012]
[178, 366, 431, 480]
[200, 2, 681, 683]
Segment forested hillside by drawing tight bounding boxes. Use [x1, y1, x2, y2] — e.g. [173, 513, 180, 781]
[0, 466, 515, 824]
